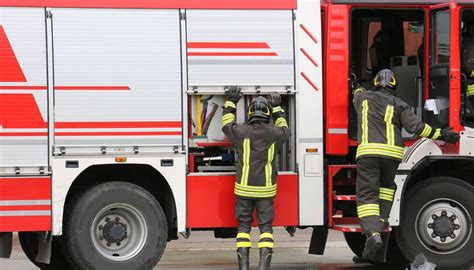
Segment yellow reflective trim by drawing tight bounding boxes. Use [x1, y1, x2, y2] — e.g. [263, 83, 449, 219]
[222, 120, 234, 127]
[380, 195, 394, 201]
[236, 242, 252, 248]
[234, 186, 276, 194]
[260, 233, 273, 239]
[357, 206, 380, 211]
[379, 187, 395, 194]
[353, 87, 365, 95]
[222, 113, 235, 119]
[265, 143, 275, 187]
[357, 150, 404, 160]
[234, 189, 277, 198]
[235, 182, 277, 191]
[356, 143, 404, 159]
[421, 124, 432, 138]
[357, 204, 379, 211]
[362, 100, 369, 144]
[384, 105, 395, 145]
[275, 118, 288, 128]
[357, 209, 380, 214]
[432, 128, 441, 140]
[468, 84, 474, 96]
[273, 106, 282, 113]
[258, 242, 274, 249]
[237, 233, 250, 239]
[359, 213, 380, 218]
[240, 139, 250, 186]
[224, 101, 236, 108]
[358, 210, 380, 216]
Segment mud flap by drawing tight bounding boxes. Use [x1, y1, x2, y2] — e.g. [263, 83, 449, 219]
[35, 233, 51, 264]
[0, 232, 12, 258]
[371, 231, 390, 262]
[308, 226, 328, 255]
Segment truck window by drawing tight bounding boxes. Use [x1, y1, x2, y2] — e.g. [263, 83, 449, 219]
[433, 11, 450, 64]
[366, 21, 381, 70]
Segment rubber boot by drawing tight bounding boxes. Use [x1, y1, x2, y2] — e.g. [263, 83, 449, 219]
[257, 247, 272, 270]
[362, 232, 383, 260]
[237, 247, 249, 270]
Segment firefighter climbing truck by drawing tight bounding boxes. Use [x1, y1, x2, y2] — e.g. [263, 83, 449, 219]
[0, 0, 472, 269]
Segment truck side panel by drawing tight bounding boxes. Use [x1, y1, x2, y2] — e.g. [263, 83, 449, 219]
[0, 7, 48, 168]
[186, 10, 295, 87]
[51, 8, 183, 147]
[0, 177, 51, 232]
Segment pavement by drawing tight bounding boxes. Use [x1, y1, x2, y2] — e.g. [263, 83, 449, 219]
[0, 228, 405, 270]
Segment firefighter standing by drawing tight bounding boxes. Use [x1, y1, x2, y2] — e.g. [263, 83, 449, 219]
[221, 87, 290, 270]
[352, 69, 460, 260]
[462, 20, 474, 115]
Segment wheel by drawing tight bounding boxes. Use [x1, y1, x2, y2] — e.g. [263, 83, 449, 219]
[64, 181, 167, 270]
[343, 230, 407, 266]
[18, 232, 71, 269]
[396, 177, 474, 270]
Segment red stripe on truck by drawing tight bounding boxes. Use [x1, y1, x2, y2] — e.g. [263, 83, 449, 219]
[0, 131, 182, 137]
[0, 0, 296, 9]
[0, 178, 51, 201]
[187, 42, 270, 49]
[0, 94, 47, 128]
[0, 86, 130, 90]
[0, 216, 51, 232]
[0, 26, 27, 82]
[188, 52, 278, 56]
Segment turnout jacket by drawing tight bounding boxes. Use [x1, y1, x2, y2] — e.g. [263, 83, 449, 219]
[462, 34, 474, 99]
[221, 101, 291, 199]
[353, 88, 440, 161]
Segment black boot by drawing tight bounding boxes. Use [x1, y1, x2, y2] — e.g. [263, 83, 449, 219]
[362, 232, 383, 260]
[257, 247, 272, 270]
[237, 247, 250, 270]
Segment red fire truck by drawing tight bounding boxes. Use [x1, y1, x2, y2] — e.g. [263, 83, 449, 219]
[0, 0, 472, 269]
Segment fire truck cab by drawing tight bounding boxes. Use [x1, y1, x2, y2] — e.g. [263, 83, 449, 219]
[0, 0, 472, 269]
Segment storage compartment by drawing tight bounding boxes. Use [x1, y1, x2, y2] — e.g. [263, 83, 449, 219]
[187, 93, 296, 174]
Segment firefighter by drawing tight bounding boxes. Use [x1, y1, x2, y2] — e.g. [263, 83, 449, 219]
[462, 20, 474, 110]
[352, 69, 460, 260]
[221, 86, 290, 270]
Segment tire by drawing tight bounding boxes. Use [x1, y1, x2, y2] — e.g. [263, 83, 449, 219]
[343, 230, 407, 266]
[396, 177, 474, 270]
[18, 232, 72, 269]
[64, 181, 167, 270]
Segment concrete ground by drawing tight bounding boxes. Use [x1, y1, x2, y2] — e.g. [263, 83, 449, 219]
[0, 228, 405, 270]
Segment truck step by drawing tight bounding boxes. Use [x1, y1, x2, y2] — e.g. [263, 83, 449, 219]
[333, 195, 356, 201]
[332, 217, 391, 233]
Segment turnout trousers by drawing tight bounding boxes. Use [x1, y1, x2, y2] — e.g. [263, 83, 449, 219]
[235, 198, 274, 249]
[356, 157, 399, 236]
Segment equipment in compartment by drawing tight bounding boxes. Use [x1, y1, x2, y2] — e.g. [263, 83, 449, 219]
[188, 92, 294, 173]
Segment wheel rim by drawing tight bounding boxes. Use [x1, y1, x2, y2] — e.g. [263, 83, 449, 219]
[415, 198, 472, 255]
[91, 203, 148, 261]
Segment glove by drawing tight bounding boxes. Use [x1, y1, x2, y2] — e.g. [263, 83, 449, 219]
[440, 127, 460, 144]
[269, 93, 281, 107]
[226, 86, 241, 104]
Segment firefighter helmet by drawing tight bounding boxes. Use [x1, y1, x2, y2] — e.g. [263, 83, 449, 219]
[374, 69, 398, 91]
[248, 96, 272, 124]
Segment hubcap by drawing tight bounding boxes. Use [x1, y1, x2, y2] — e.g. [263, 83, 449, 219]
[91, 203, 147, 261]
[415, 199, 472, 254]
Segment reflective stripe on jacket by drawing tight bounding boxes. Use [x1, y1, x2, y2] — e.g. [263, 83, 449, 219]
[222, 102, 291, 199]
[353, 88, 440, 161]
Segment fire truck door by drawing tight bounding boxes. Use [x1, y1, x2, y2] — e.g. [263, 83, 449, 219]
[0, 8, 48, 169]
[50, 9, 183, 149]
[426, 5, 452, 129]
